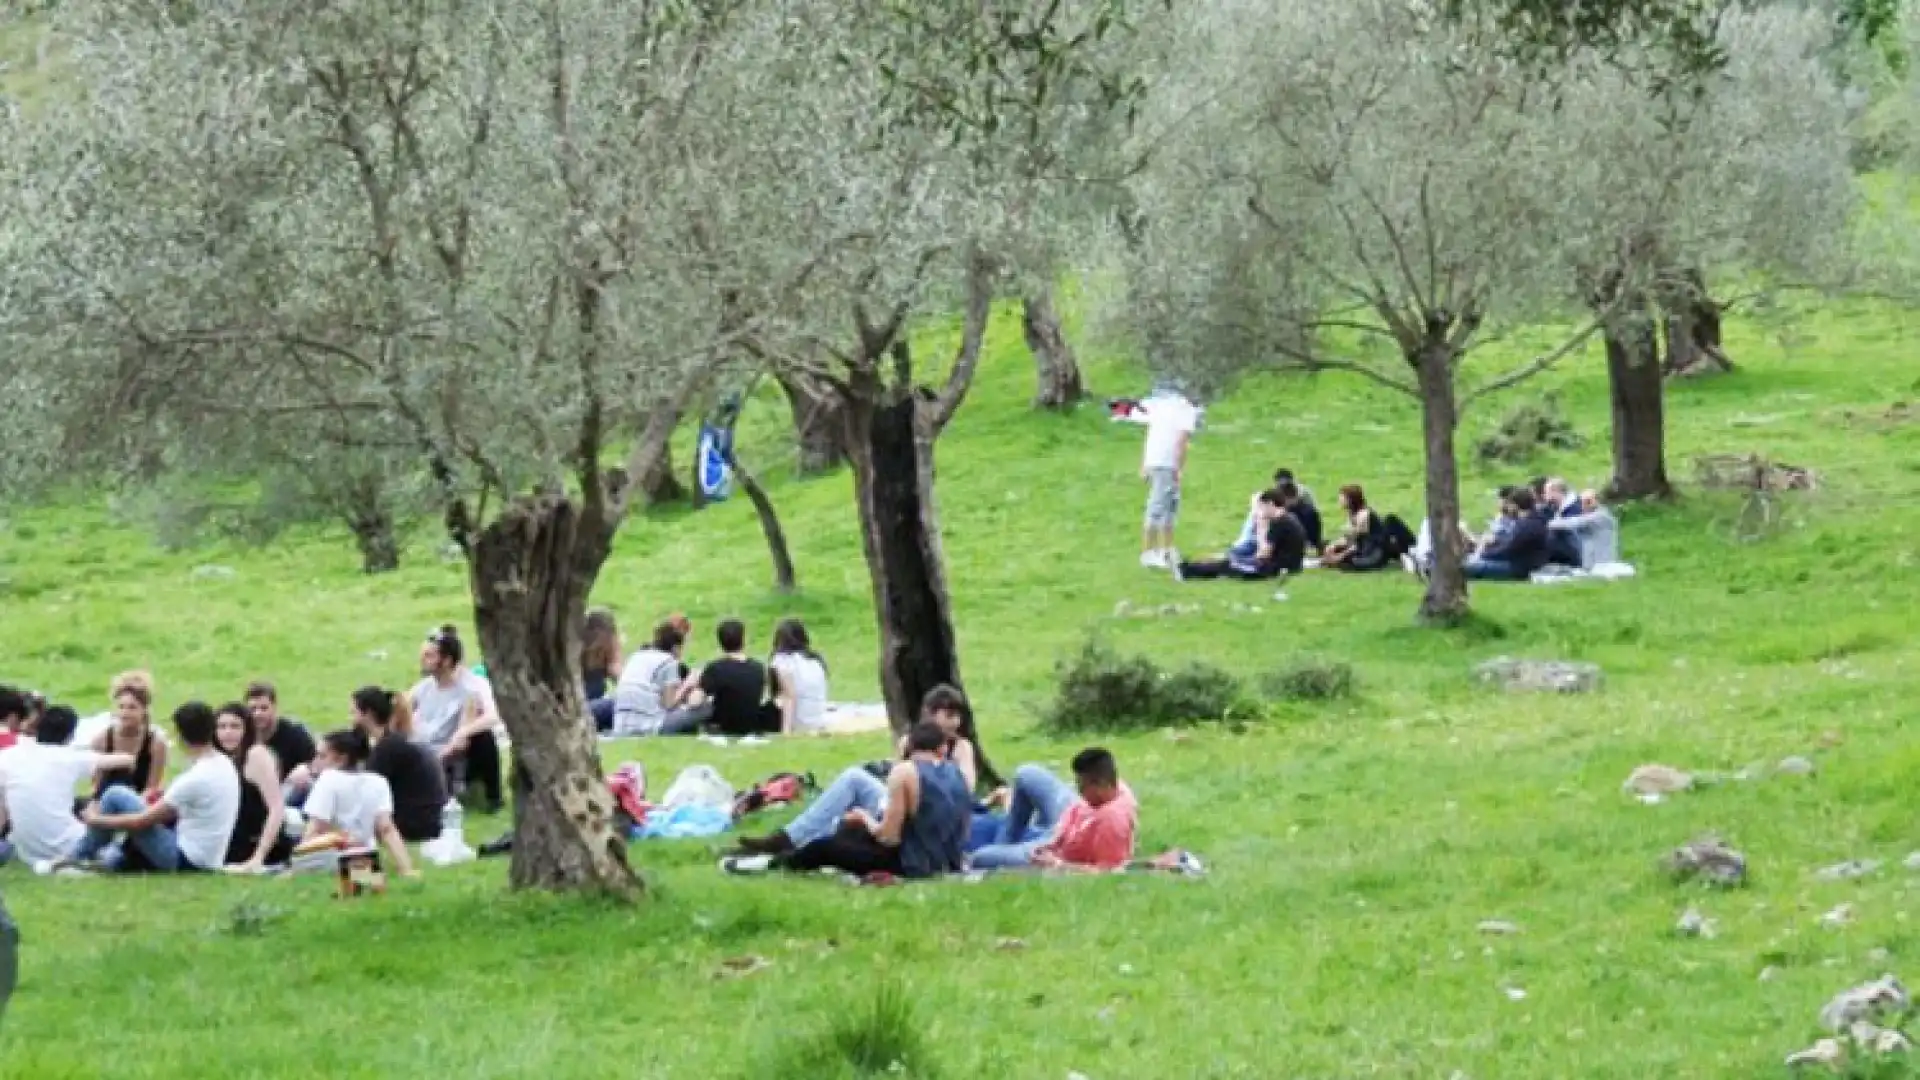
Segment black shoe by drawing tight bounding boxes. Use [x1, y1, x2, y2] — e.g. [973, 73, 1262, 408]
[734, 831, 793, 856]
[478, 833, 514, 859]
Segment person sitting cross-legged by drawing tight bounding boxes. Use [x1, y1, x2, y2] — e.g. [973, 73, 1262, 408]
[969, 748, 1137, 872]
[63, 701, 240, 874]
[1176, 484, 1307, 582]
[725, 721, 970, 879]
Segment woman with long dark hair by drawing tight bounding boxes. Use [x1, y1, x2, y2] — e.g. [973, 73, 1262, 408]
[768, 619, 829, 734]
[352, 686, 446, 843]
[580, 609, 623, 734]
[215, 702, 292, 872]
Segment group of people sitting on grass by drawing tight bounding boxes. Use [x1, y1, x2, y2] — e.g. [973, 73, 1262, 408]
[0, 624, 519, 876]
[720, 684, 1145, 881]
[1158, 466, 1624, 586]
[583, 611, 831, 739]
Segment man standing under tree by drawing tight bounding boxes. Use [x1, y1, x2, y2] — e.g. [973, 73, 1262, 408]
[1138, 383, 1199, 569]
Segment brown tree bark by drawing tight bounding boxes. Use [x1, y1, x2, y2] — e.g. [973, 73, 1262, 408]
[468, 492, 638, 897]
[777, 369, 846, 476]
[1601, 290, 1673, 501]
[1661, 269, 1734, 378]
[831, 252, 999, 787]
[726, 448, 797, 593]
[1413, 338, 1470, 624]
[348, 507, 401, 574]
[1022, 287, 1084, 410]
[638, 437, 685, 505]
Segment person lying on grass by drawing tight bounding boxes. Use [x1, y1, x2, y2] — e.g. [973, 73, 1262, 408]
[731, 684, 978, 858]
[66, 701, 238, 874]
[725, 720, 969, 879]
[969, 747, 1137, 872]
[293, 729, 416, 878]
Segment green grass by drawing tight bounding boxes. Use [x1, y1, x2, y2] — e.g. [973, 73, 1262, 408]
[5, 286, 1920, 1078]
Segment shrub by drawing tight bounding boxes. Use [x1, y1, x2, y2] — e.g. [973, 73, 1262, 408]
[1041, 637, 1245, 732]
[1474, 392, 1584, 465]
[1262, 658, 1356, 702]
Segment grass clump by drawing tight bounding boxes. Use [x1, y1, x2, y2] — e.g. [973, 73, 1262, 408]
[762, 982, 941, 1079]
[1261, 657, 1356, 702]
[1041, 636, 1246, 732]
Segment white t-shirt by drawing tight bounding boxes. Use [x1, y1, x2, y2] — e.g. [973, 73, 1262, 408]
[305, 768, 395, 847]
[0, 740, 100, 861]
[164, 752, 241, 871]
[1140, 393, 1198, 471]
[770, 652, 829, 732]
[611, 648, 681, 736]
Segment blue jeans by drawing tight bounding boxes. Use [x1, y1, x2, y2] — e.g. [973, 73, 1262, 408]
[969, 765, 1080, 869]
[71, 785, 188, 872]
[783, 767, 887, 848]
[1228, 507, 1260, 561]
[0, 839, 12, 868]
[0, 890, 16, 1028]
[1465, 556, 1523, 581]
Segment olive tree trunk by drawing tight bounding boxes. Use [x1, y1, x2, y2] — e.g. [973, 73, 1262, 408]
[1022, 287, 1084, 410]
[1601, 290, 1673, 501]
[1414, 343, 1470, 624]
[468, 492, 637, 897]
[727, 449, 797, 593]
[777, 369, 847, 476]
[1661, 269, 1734, 378]
[348, 508, 401, 574]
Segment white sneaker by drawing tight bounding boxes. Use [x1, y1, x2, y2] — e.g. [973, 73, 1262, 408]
[721, 854, 774, 875]
[1139, 550, 1158, 568]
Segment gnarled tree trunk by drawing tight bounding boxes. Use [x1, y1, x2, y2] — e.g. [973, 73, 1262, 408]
[1414, 343, 1469, 624]
[727, 449, 796, 593]
[1023, 287, 1084, 410]
[348, 508, 401, 574]
[1662, 269, 1734, 378]
[639, 438, 684, 505]
[469, 492, 637, 897]
[777, 369, 846, 476]
[1601, 290, 1672, 501]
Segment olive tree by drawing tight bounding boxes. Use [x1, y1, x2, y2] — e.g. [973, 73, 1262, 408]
[1556, 6, 1855, 499]
[719, 0, 1151, 771]
[1105, 0, 1629, 622]
[0, 0, 818, 896]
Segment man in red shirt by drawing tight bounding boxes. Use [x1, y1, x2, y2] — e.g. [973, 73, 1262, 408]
[968, 747, 1136, 871]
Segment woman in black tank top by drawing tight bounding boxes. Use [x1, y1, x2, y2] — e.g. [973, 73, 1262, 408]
[92, 681, 167, 802]
[215, 703, 293, 870]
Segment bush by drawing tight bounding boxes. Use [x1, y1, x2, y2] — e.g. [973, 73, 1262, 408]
[1261, 658, 1356, 702]
[1475, 392, 1584, 465]
[1041, 637, 1246, 732]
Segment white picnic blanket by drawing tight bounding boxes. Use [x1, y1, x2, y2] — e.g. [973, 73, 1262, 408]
[1531, 562, 1637, 584]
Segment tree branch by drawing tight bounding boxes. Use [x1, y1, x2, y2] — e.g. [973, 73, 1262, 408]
[928, 247, 997, 431]
[1458, 319, 1605, 409]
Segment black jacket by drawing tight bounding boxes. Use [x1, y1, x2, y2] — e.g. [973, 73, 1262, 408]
[1481, 512, 1550, 574]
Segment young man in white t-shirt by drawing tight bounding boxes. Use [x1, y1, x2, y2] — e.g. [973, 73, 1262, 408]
[67, 701, 240, 873]
[1139, 386, 1199, 569]
[0, 706, 138, 867]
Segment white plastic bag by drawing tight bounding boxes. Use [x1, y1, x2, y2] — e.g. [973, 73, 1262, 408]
[659, 765, 733, 812]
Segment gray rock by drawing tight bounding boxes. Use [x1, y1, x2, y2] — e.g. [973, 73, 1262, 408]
[190, 564, 236, 580]
[1664, 834, 1747, 888]
[1777, 756, 1817, 776]
[1676, 906, 1717, 938]
[1819, 975, 1910, 1032]
[1112, 600, 1134, 618]
[1473, 656, 1602, 693]
[1477, 919, 1521, 935]
[1905, 851, 1920, 872]
[1821, 903, 1857, 930]
[1815, 860, 1883, 883]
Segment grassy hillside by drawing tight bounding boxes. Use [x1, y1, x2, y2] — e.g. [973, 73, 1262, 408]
[3, 285, 1920, 1078]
